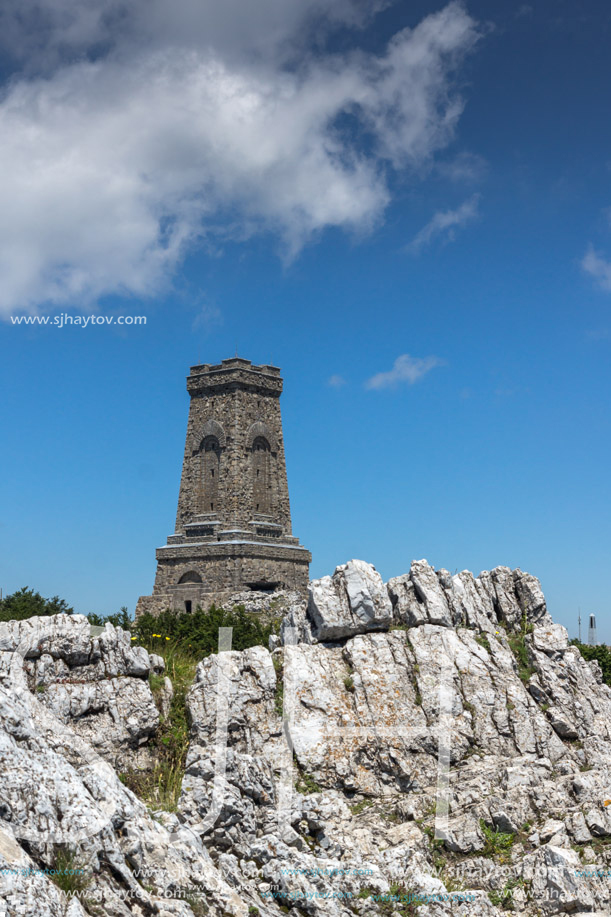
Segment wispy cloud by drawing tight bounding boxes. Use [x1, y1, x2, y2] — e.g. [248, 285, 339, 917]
[581, 247, 611, 291]
[365, 353, 444, 390]
[407, 193, 480, 253]
[328, 374, 347, 388]
[192, 300, 222, 332]
[436, 152, 487, 183]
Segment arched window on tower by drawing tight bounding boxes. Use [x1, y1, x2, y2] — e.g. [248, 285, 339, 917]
[200, 435, 220, 512]
[252, 435, 271, 515]
[178, 571, 202, 584]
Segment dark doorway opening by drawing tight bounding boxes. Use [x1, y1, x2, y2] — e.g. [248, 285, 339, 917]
[246, 582, 279, 593]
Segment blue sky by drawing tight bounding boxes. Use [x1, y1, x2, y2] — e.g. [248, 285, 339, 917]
[1, 0, 610, 641]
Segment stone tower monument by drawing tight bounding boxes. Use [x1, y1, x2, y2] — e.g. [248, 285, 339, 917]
[136, 358, 311, 616]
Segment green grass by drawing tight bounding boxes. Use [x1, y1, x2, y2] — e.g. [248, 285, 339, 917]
[148, 672, 166, 704]
[185, 896, 210, 916]
[480, 820, 515, 861]
[475, 634, 491, 653]
[344, 675, 355, 693]
[350, 798, 373, 815]
[295, 769, 321, 795]
[122, 603, 278, 812]
[488, 888, 509, 909]
[49, 849, 91, 895]
[357, 884, 419, 916]
[272, 654, 284, 716]
[507, 632, 535, 683]
[501, 607, 536, 683]
[121, 641, 196, 810]
[488, 877, 525, 911]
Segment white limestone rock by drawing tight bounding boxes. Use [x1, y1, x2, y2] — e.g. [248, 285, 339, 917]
[0, 642, 264, 916]
[532, 623, 570, 655]
[39, 676, 160, 767]
[307, 560, 392, 641]
[387, 561, 550, 636]
[3, 559, 611, 917]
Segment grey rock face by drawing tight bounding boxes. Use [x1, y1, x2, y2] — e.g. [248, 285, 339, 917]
[5, 615, 160, 769]
[2, 562, 611, 917]
[388, 559, 553, 635]
[0, 616, 255, 917]
[307, 560, 392, 640]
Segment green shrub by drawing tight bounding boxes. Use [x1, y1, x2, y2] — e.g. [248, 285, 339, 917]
[358, 884, 419, 916]
[87, 607, 131, 629]
[570, 640, 611, 687]
[344, 675, 355, 693]
[134, 603, 272, 659]
[0, 587, 73, 622]
[0, 587, 133, 630]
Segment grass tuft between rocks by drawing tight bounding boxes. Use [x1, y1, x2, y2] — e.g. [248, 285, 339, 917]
[122, 603, 276, 812]
[480, 819, 515, 861]
[120, 641, 196, 811]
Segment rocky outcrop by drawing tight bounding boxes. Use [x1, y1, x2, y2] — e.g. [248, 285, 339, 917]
[283, 559, 392, 644]
[0, 615, 257, 916]
[2, 561, 611, 917]
[0, 615, 160, 770]
[388, 559, 553, 633]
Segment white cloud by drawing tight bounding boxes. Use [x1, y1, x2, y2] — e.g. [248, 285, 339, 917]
[581, 247, 611, 292]
[0, 0, 481, 316]
[365, 353, 444, 390]
[407, 193, 480, 252]
[328, 374, 347, 387]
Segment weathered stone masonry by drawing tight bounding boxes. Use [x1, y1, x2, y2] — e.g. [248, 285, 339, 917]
[136, 358, 311, 616]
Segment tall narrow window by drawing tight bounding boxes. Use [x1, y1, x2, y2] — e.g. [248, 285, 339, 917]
[200, 435, 220, 513]
[252, 436, 271, 515]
